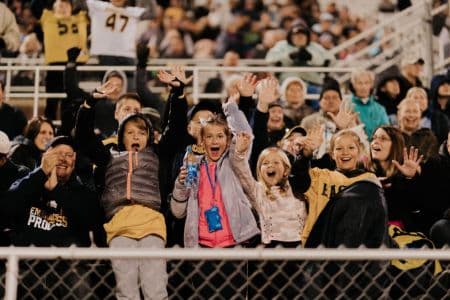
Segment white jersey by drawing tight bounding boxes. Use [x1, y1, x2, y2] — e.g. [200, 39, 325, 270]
[87, 0, 145, 58]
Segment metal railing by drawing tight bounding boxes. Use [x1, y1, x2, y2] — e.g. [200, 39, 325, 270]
[0, 247, 449, 300]
[0, 65, 355, 118]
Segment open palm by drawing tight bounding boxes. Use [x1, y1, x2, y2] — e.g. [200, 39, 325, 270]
[392, 147, 423, 178]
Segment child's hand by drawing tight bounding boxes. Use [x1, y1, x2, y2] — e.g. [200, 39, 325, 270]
[178, 166, 188, 185]
[235, 132, 252, 154]
[392, 146, 423, 179]
[237, 73, 257, 97]
[170, 65, 193, 86]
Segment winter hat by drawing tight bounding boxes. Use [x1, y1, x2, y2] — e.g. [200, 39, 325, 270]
[281, 125, 307, 141]
[287, 21, 311, 46]
[141, 107, 161, 133]
[46, 135, 77, 151]
[319, 76, 342, 100]
[0, 131, 11, 155]
[187, 100, 223, 121]
[279, 77, 307, 102]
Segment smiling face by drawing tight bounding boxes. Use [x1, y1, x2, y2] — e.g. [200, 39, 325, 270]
[202, 124, 229, 162]
[267, 106, 284, 131]
[370, 128, 392, 162]
[285, 81, 305, 107]
[257, 149, 290, 188]
[34, 122, 55, 151]
[398, 100, 421, 134]
[331, 133, 362, 171]
[122, 119, 149, 152]
[52, 144, 76, 183]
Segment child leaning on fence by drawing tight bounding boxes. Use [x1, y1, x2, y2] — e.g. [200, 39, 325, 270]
[170, 93, 259, 248]
[74, 82, 178, 299]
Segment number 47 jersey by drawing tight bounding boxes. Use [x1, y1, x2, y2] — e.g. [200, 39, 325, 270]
[87, 0, 146, 59]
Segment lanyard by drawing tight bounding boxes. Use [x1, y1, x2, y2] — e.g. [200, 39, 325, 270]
[204, 161, 218, 201]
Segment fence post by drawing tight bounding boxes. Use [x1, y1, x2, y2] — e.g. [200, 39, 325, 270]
[33, 67, 40, 118]
[192, 67, 199, 104]
[5, 61, 12, 102]
[4, 255, 18, 300]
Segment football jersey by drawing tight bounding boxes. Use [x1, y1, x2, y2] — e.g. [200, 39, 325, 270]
[40, 9, 89, 64]
[87, 0, 145, 58]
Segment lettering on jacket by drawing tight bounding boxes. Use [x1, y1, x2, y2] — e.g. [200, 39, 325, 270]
[26, 206, 68, 231]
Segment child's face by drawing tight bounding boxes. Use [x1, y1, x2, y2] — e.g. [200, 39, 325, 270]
[332, 135, 361, 171]
[202, 124, 228, 162]
[115, 99, 141, 123]
[260, 153, 286, 188]
[123, 122, 149, 152]
[370, 128, 392, 162]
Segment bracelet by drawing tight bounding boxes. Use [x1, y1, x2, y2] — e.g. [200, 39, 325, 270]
[172, 196, 188, 203]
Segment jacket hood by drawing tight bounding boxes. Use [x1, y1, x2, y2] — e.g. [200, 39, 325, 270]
[375, 70, 402, 98]
[117, 113, 154, 152]
[279, 76, 307, 103]
[429, 73, 450, 108]
[102, 70, 128, 96]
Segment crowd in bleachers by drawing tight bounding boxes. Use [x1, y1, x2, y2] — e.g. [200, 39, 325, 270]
[1, 0, 450, 299]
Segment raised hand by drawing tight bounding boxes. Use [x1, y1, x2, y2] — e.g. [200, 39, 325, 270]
[235, 132, 252, 154]
[157, 69, 177, 86]
[44, 168, 58, 191]
[392, 146, 423, 178]
[256, 77, 279, 112]
[170, 65, 193, 86]
[237, 73, 258, 97]
[327, 100, 357, 129]
[303, 124, 324, 156]
[93, 80, 120, 99]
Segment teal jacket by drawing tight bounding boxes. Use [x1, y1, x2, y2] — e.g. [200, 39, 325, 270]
[351, 95, 390, 138]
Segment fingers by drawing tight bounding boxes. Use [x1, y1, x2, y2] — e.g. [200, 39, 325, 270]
[178, 166, 187, 184]
[391, 159, 401, 170]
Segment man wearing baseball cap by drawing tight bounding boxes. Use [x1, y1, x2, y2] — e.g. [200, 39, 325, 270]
[5, 135, 103, 298]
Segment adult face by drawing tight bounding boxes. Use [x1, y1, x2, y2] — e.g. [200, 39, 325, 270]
[291, 32, 308, 47]
[408, 90, 428, 112]
[108, 76, 124, 101]
[370, 128, 392, 162]
[353, 74, 373, 99]
[285, 82, 305, 107]
[267, 106, 284, 131]
[34, 122, 55, 151]
[383, 79, 400, 98]
[115, 99, 142, 123]
[319, 90, 341, 114]
[52, 144, 76, 183]
[398, 102, 421, 133]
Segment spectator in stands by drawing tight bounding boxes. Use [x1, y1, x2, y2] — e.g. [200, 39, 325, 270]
[63, 47, 128, 138]
[0, 80, 27, 140]
[30, 0, 89, 120]
[399, 54, 425, 95]
[9, 116, 55, 171]
[430, 71, 450, 120]
[350, 69, 390, 138]
[0, 131, 29, 246]
[0, 2, 20, 56]
[396, 98, 422, 136]
[406, 87, 450, 143]
[266, 21, 336, 86]
[289, 129, 381, 245]
[232, 133, 306, 247]
[170, 93, 259, 248]
[280, 76, 314, 126]
[301, 77, 368, 160]
[252, 29, 286, 59]
[375, 70, 403, 123]
[369, 126, 422, 229]
[204, 50, 240, 95]
[75, 87, 176, 299]
[6, 136, 102, 298]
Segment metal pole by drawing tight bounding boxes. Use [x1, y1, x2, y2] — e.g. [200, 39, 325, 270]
[33, 67, 40, 118]
[4, 255, 18, 300]
[192, 67, 199, 104]
[5, 61, 12, 102]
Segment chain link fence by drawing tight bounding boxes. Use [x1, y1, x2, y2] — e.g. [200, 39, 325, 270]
[0, 248, 449, 299]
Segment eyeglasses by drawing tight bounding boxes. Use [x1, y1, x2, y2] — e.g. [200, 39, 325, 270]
[371, 135, 391, 142]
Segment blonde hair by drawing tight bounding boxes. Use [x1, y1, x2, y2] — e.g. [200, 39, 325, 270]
[406, 87, 427, 99]
[256, 147, 291, 198]
[397, 98, 421, 112]
[329, 129, 366, 162]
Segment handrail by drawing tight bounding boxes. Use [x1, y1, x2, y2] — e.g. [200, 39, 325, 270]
[329, 1, 426, 55]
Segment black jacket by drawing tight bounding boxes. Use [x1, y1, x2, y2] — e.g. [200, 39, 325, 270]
[0, 103, 27, 140]
[6, 168, 102, 247]
[305, 180, 388, 248]
[9, 138, 43, 171]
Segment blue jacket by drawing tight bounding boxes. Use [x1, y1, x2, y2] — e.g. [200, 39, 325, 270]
[351, 95, 390, 138]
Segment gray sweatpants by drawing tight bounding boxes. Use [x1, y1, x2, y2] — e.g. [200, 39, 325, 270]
[110, 235, 168, 300]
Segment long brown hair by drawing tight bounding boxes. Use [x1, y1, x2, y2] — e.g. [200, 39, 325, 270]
[369, 126, 405, 177]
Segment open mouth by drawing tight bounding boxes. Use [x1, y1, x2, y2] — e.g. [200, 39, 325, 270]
[266, 171, 276, 178]
[131, 143, 140, 152]
[56, 165, 67, 169]
[340, 157, 352, 162]
[209, 146, 221, 158]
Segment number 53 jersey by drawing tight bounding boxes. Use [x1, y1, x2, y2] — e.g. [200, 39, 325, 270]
[87, 0, 146, 59]
[40, 9, 89, 64]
